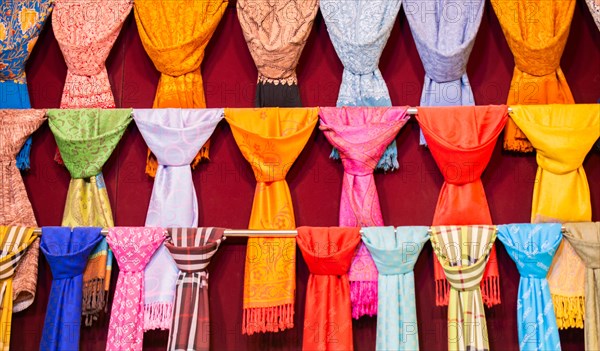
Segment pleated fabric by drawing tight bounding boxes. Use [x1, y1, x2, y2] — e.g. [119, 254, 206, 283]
[39, 227, 103, 351]
[586, 0, 600, 30]
[297, 227, 361, 351]
[510, 104, 600, 329]
[225, 107, 318, 335]
[320, 0, 402, 171]
[497, 223, 562, 351]
[319, 106, 410, 319]
[362, 226, 428, 351]
[491, 0, 576, 152]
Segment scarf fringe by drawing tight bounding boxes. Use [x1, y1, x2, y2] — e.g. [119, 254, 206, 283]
[481, 275, 501, 307]
[16, 136, 32, 171]
[503, 138, 534, 153]
[144, 302, 173, 331]
[242, 303, 294, 335]
[82, 278, 105, 326]
[330, 142, 398, 172]
[435, 278, 450, 307]
[350, 281, 377, 319]
[54, 147, 65, 165]
[145, 145, 209, 178]
[552, 294, 585, 329]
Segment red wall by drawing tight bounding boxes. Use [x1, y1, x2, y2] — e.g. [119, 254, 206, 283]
[12, 1, 600, 350]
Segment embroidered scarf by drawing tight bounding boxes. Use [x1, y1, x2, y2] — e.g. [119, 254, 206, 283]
[297, 226, 361, 351]
[586, 0, 600, 30]
[225, 107, 318, 334]
[319, 106, 410, 318]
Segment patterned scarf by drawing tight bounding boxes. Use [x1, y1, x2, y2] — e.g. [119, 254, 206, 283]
[586, 0, 600, 30]
[225, 107, 318, 335]
[510, 104, 600, 329]
[319, 106, 410, 318]
[296, 227, 361, 351]
[362, 226, 428, 351]
[497, 223, 562, 351]
[165, 227, 225, 351]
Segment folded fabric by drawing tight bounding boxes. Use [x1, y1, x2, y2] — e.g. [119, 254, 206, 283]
[586, 0, 600, 30]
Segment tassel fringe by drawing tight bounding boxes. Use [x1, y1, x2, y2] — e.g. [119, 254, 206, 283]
[144, 302, 173, 331]
[16, 136, 33, 171]
[350, 281, 378, 319]
[552, 294, 585, 329]
[82, 278, 105, 326]
[145, 144, 210, 178]
[481, 275, 501, 307]
[503, 138, 534, 153]
[435, 279, 450, 307]
[242, 303, 294, 335]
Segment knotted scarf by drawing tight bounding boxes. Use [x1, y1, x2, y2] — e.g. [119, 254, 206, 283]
[106, 227, 165, 351]
[586, 0, 600, 30]
[510, 104, 600, 329]
[416, 105, 508, 307]
[133, 108, 223, 331]
[297, 227, 361, 351]
[319, 106, 410, 318]
[320, 0, 402, 171]
[491, 0, 576, 152]
[225, 107, 318, 334]
[497, 223, 562, 351]
[134, 0, 227, 177]
[362, 226, 428, 351]
[237, 0, 318, 107]
[430, 225, 497, 351]
[47, 108, 132, 325]
[165, 227, 225, 351]
[39, 227, 103, 351]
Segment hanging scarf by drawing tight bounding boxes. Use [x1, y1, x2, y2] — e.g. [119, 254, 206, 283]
[0, 0, 53, 170]
[320, 0, 402, 171]
[586, 0, 600, 30]
[319, 106, 410, 318]
[225, 107, 318, 335]
[47, 108, 132, 325]
[416, 105, 508, 307]
[39, 227, 103, 351]
[133, 108, 223, 331]
[510, 104, 600, 329]
[237, 0, 318, 107]
[497, 223, 562, 351]
[296, 226, 361, 351]
[490, 0, 576, 152]
[362, 226, 428, 351]
[134, 0, 227, 177]
[430, 225, 497, 351]
[106, 227, 165, 351]
[165, 227, 225, 351]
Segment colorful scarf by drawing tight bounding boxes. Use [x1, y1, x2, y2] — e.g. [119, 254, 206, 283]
[319, 106, 410, 318]
[586, 0, 600, 30]
[106, 227, 165, 351]
[497, 223, 562, 351]
[510, 104, 600, 329]
[134, 0, 228, 176]
[430, 225, 497, 351]
[225, 107, 318, 334]
[39, 227, 103, 351]
[320, 0, 402, 171]
[237, 0, 318, 107]
[165, 227, 225, 351]
[491, 0, 576, 152]
[416, 105, 508, 307]
[362, 226, 428, 351]
[47, 108, 132, 325]
[297, 226, 361, 351]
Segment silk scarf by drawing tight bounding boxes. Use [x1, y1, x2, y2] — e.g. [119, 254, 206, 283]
[320, 0, 402, 171]
[297, 226, 361, 351]
[491, 0, 576, 152]
[319, 106, 410, 318]
[497, 223, 562, 351]
[225, 107, 318, 334]
[39, 227, 103, 351]
[165, 227, 225, 351]
[362, 226, 428, 351]
[586, 0, 600, 30]
[416, 105, 508, 307]
[510, 104, 600, 329]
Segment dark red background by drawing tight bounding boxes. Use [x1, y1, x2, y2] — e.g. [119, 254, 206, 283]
[11, 1, 600, 350]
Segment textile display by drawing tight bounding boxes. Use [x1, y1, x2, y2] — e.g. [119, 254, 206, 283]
[586, 0, 600, 30]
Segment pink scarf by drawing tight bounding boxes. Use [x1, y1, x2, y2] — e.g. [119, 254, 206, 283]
[318, 106, 410, 318]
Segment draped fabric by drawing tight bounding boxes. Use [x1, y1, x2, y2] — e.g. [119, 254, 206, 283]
[297, 227, 361, 351]
[362, 226, 428, 351]
[165, 227, 225, 351]
[134, 0, 228, 177]
[490, 0, 576, 152]
[225, 107, 318, 334]
[320, 0, 402, 171]
[237, 0, 318, 107]
[39, 227, 103, 351]
[586, 0, 600, 30]
[133, 108, 223, 331]
[497, 223, 562, 351]
[416, 105, 508, 307]
[430, 225, 497, 351]
[510, 104, 600, 329]
[319, 106, 410, 318]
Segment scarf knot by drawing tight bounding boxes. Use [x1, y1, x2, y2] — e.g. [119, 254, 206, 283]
[513, 41, 565, 77]
[536, 152, 584, 175]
